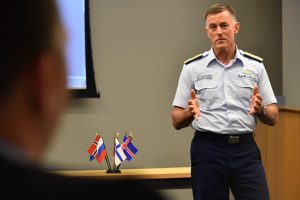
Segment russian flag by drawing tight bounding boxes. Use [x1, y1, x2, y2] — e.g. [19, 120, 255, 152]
[122, 136, 138, 161]
[96, 137, 107, 164]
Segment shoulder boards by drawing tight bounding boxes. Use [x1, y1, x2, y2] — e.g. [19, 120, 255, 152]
[243, 51, 263, 63]
[184, 53, 203, 65]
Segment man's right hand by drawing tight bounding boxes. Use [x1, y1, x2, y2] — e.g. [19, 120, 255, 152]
[171, 89, 200, 130]
[188, 89, 200, 120]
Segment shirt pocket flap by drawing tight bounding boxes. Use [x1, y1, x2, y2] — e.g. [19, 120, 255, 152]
[194, 80, 218, 91]
[236, 78, 254, 89]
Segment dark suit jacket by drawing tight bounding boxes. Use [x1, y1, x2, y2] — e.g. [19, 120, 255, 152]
[0, 156, 167, 200]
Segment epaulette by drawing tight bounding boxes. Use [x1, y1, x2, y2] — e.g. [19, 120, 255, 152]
[184, 53, 203, 65]
[243, 51, 263, 63]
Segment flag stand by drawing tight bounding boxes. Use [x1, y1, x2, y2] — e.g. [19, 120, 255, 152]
[106, 160, 121, 173]
[106, 169, 121, 173]
[106, 162, 121, 173]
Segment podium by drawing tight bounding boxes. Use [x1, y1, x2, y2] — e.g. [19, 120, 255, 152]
[255, 107, 300, 200]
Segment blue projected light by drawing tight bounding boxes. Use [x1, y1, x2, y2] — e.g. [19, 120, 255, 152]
[56, 0, 99, 98]
[57, 0, 87, 89]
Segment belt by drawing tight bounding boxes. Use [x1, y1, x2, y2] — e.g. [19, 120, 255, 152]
[194, 131, 254, 144]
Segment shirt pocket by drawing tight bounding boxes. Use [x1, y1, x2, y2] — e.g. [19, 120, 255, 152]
[236, 77, 256, 109]
[194, 80, 219, 110]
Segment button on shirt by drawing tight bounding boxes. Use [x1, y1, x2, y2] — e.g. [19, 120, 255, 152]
[172, 48, 277, 134]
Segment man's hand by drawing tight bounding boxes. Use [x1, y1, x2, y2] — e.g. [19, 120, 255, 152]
[171, 89, 200, 130]
[188, 89, 200, 120]
[249, 86, 263, 115]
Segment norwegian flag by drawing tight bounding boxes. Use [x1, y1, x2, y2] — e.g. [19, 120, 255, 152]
[122, 136, 138, 161]
[87, 135, 100, 161]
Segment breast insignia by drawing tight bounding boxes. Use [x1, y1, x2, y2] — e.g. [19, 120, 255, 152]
[243, 51, 263, 63]
[184, 53, 203, 65]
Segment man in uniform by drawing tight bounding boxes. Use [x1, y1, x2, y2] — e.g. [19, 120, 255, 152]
[171, 4, 278, 200]
[0, 1, 166, 199]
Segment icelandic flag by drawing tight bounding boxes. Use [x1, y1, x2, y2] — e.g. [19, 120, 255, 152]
[96, 137, 107, 164]
[87, 135, 100, 161]
[122, 136, 138, 161]
[114, 137, 127, 166]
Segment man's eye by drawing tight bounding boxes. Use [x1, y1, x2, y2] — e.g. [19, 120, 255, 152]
[221, 24, 229, 29]
[209, 25, 217, 30]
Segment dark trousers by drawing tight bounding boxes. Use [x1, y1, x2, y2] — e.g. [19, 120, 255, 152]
[191, 131, 269, 200]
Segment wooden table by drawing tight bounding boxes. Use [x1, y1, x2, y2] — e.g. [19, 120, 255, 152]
[54, 167, 192, 189]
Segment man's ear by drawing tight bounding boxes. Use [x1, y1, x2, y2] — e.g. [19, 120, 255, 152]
[234, 22, 240, 34]
[205, 26, 208, 35]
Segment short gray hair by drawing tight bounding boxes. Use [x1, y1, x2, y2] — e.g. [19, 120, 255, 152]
[205, 4, 236, 21]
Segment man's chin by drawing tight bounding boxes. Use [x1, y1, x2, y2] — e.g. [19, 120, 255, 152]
[214, 43, 228, 50]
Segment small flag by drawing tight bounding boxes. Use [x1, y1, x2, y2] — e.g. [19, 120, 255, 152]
[96, 137, 107, 164]
[114, 137, 127, 166]
[87, 135, 100, 161]
[122, 135, 138, 161]
[87, 134, 107, 164]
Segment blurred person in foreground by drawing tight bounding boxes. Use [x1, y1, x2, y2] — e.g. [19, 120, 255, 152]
[0, 1, 166, 199]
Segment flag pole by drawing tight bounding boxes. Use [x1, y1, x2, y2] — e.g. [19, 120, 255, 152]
[129, 132, 133, 140]
[101, 136, 112, 173]
[105, 154, 112, 172]
[112, 133, 118, 172]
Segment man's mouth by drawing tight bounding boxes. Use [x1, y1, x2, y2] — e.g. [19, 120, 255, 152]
[216, 38, 226, 42]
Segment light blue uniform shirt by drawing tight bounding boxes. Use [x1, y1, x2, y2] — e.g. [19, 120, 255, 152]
[172, 48, 277, 134]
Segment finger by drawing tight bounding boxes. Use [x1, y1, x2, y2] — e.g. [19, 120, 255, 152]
[190, 107, 199, 119]
[254, 99, 262, 107]
[252, 86, 258, 96]
[188, 105, 194, 111]
[191, 110, 199, 120]
[253, 105, 260, 112]
[188, 99, 197, 106]
[256, 94, 262, 101]
[191, 89, 196, 99]
[250, 102, 262, 115]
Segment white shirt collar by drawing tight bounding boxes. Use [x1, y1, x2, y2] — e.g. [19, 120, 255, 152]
[205, 46, 244, 68]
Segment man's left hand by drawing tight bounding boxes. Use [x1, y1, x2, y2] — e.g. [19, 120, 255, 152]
[249, 86, 263, 115]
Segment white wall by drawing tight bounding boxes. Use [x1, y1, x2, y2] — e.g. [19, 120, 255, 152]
[283, 0, 300, 107]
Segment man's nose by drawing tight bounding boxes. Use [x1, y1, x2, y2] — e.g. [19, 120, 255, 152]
[216, 26, 223, 35]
